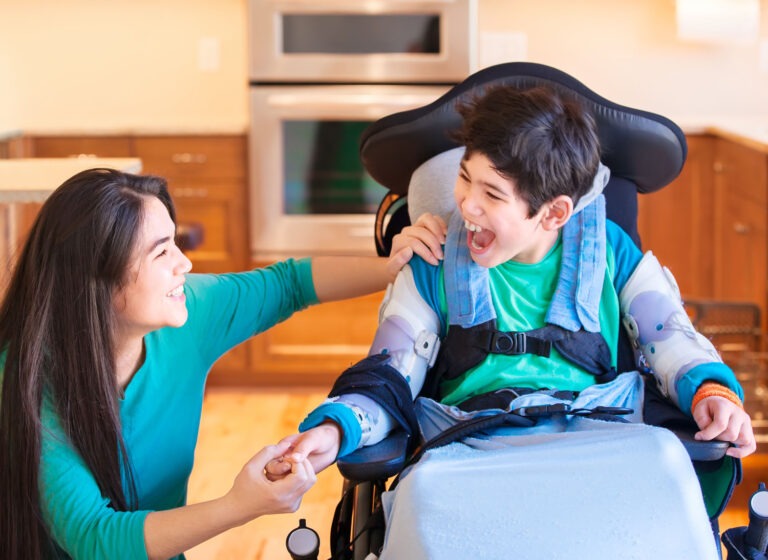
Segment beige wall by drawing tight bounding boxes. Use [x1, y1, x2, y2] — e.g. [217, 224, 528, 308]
[0, 0, 248, 132]
[479, 0, 768, 119]
[0, 0, 766, 133]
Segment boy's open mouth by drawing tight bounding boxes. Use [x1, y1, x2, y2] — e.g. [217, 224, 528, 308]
[465, 220, 495, 252]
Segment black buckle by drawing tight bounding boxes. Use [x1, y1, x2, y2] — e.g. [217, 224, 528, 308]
[514, 404, 634, 419]
[490, 332, 527, 354]
[515, 403, 571, 418]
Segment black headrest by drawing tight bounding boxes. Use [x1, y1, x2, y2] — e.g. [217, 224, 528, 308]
[360, 62, 687, 196]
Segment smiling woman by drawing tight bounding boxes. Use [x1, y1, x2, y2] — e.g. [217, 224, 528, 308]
[0, 167, 409, 560]
[112, 196, 193, 387]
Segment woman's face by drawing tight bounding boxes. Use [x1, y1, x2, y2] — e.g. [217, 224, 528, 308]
[113, 196, 192, 342]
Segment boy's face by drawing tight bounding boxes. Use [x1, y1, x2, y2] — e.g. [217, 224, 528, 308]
[453, 152, 559, 268]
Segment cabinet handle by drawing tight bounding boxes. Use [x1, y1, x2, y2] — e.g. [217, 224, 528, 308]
[173, 187, 209, 198]
[733, 222, 751, 234]
[171, 153, 207, 164]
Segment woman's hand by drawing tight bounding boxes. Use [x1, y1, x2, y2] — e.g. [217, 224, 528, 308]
[692, 396, 756, 458]
[227, 441, 316, 520]
[387, 213, 447, 278]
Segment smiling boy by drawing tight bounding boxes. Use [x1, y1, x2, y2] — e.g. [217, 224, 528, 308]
[274, 85, 754, 472]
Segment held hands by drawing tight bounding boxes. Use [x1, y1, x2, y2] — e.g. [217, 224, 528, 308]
[386, 213, 448, 279]
[692, 396, 756, 458]
[266, 422, 343, 480]
[227, 441, 316, 520]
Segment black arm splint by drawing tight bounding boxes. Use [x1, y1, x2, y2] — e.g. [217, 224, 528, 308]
[328, 353, 421, 449]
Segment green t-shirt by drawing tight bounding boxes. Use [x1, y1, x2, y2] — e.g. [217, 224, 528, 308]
[3, 259, 317, 560]
[439, 235, 620, 405]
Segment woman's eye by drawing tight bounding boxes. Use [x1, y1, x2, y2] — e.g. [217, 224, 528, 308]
[485, 191, 502, 201]
[157, 249, 168, 258]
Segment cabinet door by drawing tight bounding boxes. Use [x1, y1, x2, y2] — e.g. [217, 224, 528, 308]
[712, 139, 768, 328]
[133, 136, 249, 273]
[208, 285, 384, 387]
[637, 135, 715, 298]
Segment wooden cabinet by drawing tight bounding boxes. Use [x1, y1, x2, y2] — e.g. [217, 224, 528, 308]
[26, 134, 249, 274]
[712, 138, 768, 329]
[637, 135, 716, 298]
[132, 136, 249, 273]
[639, 134, 768, 334]
[210, 288, 383, 387]
[31, 135, 133, 158]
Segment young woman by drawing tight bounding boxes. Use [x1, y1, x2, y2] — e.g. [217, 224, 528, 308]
[0, 167, 415, 560]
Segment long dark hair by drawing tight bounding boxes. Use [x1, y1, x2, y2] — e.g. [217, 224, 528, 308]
[0, 168, 175, 559]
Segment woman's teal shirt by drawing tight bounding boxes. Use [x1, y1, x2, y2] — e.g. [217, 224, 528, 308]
[3, 259, 317, 560]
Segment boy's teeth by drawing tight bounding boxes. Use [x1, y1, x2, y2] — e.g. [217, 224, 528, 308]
[464, 219, 483, 233]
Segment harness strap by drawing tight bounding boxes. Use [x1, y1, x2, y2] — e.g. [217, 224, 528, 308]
[426, 320, 617, 399]
[458, 387, 580, 412]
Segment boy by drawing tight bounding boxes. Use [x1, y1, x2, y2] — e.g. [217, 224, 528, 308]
[271, 85, 755, 557]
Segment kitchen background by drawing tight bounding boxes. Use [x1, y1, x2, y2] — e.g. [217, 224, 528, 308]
[1, 0, 768, 134]
[2, 2, 768, 557]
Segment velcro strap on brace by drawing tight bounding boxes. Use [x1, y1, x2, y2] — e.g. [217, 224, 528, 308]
[414, 330, 441, 367]
[329, 353, 419, 442]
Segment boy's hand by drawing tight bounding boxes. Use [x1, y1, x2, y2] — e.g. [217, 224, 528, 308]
[389, 213, 447, 269]
[266, 422, 343, 479]
[692, 396, 756, 458]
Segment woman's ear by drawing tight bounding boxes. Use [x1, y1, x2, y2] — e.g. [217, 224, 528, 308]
[540, 195, 574, 231]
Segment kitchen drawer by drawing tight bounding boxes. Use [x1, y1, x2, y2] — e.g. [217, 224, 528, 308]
[133, 135, 246, 182]
[31, 135, 133, 158]
[169, 181, 248, 273]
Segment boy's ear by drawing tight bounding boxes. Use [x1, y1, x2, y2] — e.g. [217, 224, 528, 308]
[540, 195, 574, 231]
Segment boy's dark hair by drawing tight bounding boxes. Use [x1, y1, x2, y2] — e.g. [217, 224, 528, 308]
[455, 85, 601, 217]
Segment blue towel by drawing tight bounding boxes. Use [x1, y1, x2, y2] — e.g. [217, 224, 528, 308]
[444, 163, 610, 333]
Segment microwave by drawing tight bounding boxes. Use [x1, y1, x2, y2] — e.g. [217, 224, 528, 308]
[248, 0, 477, 84]
[248, 84, 449, 259]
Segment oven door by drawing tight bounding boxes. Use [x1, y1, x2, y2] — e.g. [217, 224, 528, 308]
[249, 84, 448, 259]
[248, 0, 476, 84]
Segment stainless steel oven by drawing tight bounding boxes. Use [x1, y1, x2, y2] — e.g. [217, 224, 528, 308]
[247, 0, 476, 259]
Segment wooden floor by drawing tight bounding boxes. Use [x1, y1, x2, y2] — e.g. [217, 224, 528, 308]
[186, 388, 342, 560]
[187, 387, 766, 560]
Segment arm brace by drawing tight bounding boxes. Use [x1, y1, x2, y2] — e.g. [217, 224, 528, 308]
[620, 251, 740, 409]
[302, 265, 442, 451]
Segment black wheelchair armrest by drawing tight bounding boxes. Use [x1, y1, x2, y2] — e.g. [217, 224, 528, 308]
[670, 428, 731, 462]
[335, 425, 729, 484]
[337, 430, 410, 483]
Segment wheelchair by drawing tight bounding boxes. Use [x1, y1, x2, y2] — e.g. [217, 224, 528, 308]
[311, 63, 763, 560]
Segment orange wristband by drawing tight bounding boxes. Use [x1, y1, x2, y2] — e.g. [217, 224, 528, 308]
[690, 381, 743, 414]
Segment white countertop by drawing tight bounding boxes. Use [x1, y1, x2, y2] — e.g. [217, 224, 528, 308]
[674, 117, 768, 153]
[0, 157, 143, 203]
